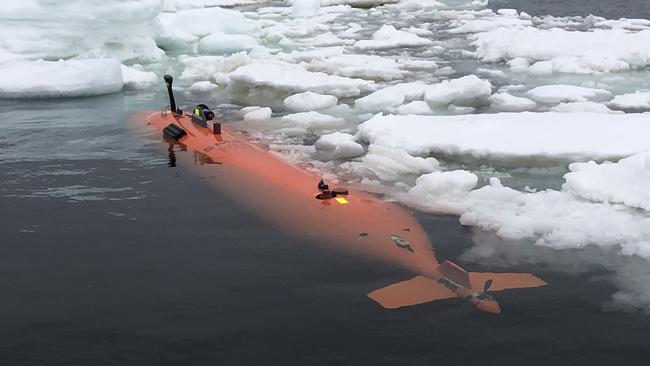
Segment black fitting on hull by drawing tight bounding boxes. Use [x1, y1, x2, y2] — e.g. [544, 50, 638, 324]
[164, 75, 179, 114]
[163, 123, 187, 141]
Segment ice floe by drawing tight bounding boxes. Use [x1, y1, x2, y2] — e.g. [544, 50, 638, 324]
[121, 64, 158, 90]
[281, 111, 345, 129]
[154, 6, 257, 55]
[322, 0, 399, 7]
[358, 112, 650, 160]
[243, 106, 273, 121]
[526, 85, 612, 104]
[292, 0, 320, 17]
[197, 33, 261, 54]
[189, 80, 219, 94]
[564, 152, 650, 211]
[163, 0, 256, 12]
[355, 82, 428, 112]
[608, 91, 650, 111]
[473, 26, 650, 74]
[315, 132, 364, 159]
[388, 100, 434, 115]
[0, 0, 164, 62]
[284, 91, 339, 112]
[550, 101, 619, 114]
[179, 53, 250, 82]
[344, 145, 439, 182]
[424, 75, 492, 107]
[489, 92, 536, 112]
[354, 25, 433, 50]
[307, 54, 407, 81]
[228, 62, 375, 97]
[397, 151, 650, 308]
[0, 59, 123, 98]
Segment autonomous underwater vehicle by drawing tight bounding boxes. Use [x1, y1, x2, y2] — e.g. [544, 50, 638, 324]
[138, 75, 546, 314]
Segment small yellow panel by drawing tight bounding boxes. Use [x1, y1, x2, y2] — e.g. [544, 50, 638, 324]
[335, 197, 349, 205]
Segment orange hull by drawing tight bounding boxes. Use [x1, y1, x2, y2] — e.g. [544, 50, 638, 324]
[145, 111, 440, 277]
[138, 110, 546, 313]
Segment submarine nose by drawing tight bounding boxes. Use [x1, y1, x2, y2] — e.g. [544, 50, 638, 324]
[476, 300, 501, 314]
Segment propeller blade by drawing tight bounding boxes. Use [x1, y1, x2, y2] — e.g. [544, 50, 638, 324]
[483, 279, 493, 293]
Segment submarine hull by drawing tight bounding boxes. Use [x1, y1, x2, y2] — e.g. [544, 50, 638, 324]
[140, 111, 546, 312]
[145, 111, 441, 277]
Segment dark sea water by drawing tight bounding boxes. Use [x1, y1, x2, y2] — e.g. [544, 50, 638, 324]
[2, 2, 650, 365]
[489, 0, 650, 19]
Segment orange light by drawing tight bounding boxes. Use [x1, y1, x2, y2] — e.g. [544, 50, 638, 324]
[335, 197, 349, 205]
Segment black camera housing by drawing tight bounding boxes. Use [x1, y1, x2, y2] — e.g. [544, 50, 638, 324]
[191, 104, 215, 128]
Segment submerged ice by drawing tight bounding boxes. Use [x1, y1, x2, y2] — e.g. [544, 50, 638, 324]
[4, 0, 650, 311]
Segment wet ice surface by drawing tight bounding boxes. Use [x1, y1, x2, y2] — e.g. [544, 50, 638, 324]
[2, 0, 650, 363]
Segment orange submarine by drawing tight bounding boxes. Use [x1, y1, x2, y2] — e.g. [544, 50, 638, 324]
[139, 75, 546, 314]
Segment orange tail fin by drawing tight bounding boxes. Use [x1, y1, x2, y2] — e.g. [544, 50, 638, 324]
[367, 276, 455, 309]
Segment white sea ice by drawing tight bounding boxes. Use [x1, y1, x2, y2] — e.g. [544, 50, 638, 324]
[473, 27, 650, 74]
[393, 150, 650, 308]
[456, 183, 650, 251]
[197, 33, 261, 54]
[228, 62, 375, 98]
[281, 111, 345, 129]
[347, 145, 439, 182]
[458, 185, 650, 308]
[527, 85, 612, 104]
[356, 89, 404, 112]
[0, 48, 21, 64]
[284, 91, 338, 112]
[505, 57, 530, 72]
[406, 170, 496, 214]
[358, 112, 650, 160]
[397, 58, 439, 70]
[154, 6, 255, 54]
[0, 0, 164, 62]
[292, 0, 320, 17]
[179, 53, 250, 82]
[163, 0, 256, 11]
[449, 12, 532, 34]
[321, 0, 399, 6]
[608, 91, 650, 111]
[315, 132, 364, 159]
[424, 75, 492, 107]
[564, 153, 650, 211]
[550, 101, 619, 114]
[388, 100, 434, 115]
[489, 92, 536, 112]
[243, 107, 273, 121]
[237, 106, 262, 117]
[307, 54, 407, 81]
[120, 65, 158, 90]
[355, 81, 429, 113]
[354, 25, 433, 51]
[410, 170, 478, 201]
[302, 32, 355, 47]
[0, 59, 123, 98]
[158, 7, 253, 38]
[277, 47, 345, 64]
[396, 0, 445, 11]
[189, 81, 219, 94]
